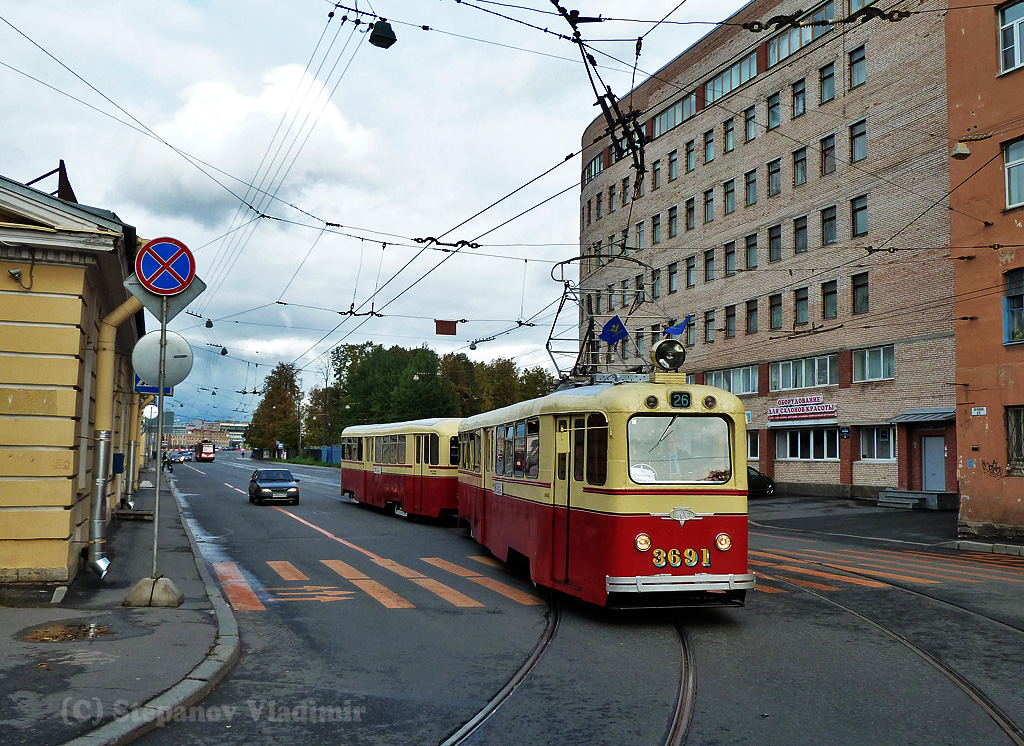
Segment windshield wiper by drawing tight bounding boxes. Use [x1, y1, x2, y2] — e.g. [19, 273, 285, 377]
[648, 416, 678, 453]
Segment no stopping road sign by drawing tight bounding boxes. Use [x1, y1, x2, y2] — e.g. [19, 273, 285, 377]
[135, 237, 195, 296]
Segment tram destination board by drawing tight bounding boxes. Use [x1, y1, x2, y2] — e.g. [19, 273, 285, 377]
[670, 391, 691, 408]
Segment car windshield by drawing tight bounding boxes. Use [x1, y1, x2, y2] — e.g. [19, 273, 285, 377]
[627, 415, 732, 484]
[259, 470, 293, 481]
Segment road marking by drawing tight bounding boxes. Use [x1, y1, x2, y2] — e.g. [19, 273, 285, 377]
[781, 548, 978, 584]
[225, 483, 246, 494]
[213, 562, 265, 611]
[468, 555, 504, 569]
[266, 585, 355, 603]
[751, 551, 887, 587]
[267, 561, 309, 581]
[321, 560, 415, 609]
[183, 464, 205, 474]
[422, 558, 544, 605]
[751, 574, 788, 593]
[272, 508, 484, 607]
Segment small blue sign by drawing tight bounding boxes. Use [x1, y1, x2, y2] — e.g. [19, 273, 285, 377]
[134, 374, 172, 395]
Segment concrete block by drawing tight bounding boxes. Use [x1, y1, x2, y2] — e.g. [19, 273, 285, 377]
[123, 577, 184, 607]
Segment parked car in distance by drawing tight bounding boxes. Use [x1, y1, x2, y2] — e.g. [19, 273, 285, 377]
[248, 469, 300, 505]
[747, 466, 775, 497]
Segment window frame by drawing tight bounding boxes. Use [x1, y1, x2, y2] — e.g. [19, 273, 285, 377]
[1006, 138, 1024, 209]
[860, 425, 896, 461]
[852, 344, 895, 382]
[851, 195, 868, 237]
[849, 45, 866, 88]
[1004, 267, 1024, 343]
[820, 62, 835, 103]
[1001, 1, 1024, 73]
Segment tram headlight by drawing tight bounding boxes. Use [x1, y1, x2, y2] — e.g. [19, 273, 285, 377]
[715, 533, 733, 551]
[652, 339, 686, 371]
[634, 533, 652, 552]
[703, 395, 717, 409]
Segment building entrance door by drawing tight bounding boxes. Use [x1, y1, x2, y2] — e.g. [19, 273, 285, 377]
[922, 436, 945, 491]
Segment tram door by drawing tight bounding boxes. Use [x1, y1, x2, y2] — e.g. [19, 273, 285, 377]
[413, 434, 426, 513]
[550, 418, 571, 584]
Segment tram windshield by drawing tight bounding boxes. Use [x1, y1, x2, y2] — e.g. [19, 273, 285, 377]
[627, 415, 731, 484]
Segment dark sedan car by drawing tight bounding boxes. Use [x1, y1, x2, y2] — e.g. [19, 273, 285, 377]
[747, 466, 775, 497]
[248, 469, 300, 505]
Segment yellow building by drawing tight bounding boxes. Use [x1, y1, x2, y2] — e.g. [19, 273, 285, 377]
[1, 167, 144, 583]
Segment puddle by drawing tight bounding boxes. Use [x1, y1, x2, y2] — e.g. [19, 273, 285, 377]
[16, 615, 153, 643]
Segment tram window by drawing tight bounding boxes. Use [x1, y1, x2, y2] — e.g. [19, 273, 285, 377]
[374, 436, 382, 463]
[450, 436, 459, 466]
[514, 421, 526, 477]
[525, 418, 540, 478]
[398, 435, 407, 464]
[586, 414, 608, 486]
[428, 433, 439, 465]
[573, 419, 585, 482]
[627, 415, 731, 483]
[504, 426, 514, 476]
[496, 427, 505, 474]
[474, 433, 481, 472]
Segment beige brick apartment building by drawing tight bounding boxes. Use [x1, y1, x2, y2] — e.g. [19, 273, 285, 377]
[578, 0, 955, 498]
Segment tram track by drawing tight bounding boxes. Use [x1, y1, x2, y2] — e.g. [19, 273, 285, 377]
[771, 571, 1024, 746]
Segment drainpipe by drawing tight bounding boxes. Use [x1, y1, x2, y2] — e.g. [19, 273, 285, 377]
[89, 296, 143, 578]
[122, 393, 150, 510]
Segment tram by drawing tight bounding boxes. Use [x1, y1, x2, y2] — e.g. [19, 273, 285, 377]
[194, 440, 216, 462]
[340, 418, 462, 518]
[457, 340, 755, 607]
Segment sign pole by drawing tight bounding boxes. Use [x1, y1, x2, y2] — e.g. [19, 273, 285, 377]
[152, 296, 168, 579]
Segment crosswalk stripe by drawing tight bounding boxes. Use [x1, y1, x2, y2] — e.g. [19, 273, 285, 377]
[751, 551, 887, 587]
[321, 560, 415, 609]
[267, 561, 309, 581]
[780, 549, 978, 584]
[213, 562, 265, 611]
[422, 558, 545, 605]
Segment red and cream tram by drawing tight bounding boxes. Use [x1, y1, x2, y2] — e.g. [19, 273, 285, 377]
[456, 342, 755, 607]
[340, 418, 462, 519]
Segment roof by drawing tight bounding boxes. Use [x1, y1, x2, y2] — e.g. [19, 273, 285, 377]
[889, 407, 956, 423]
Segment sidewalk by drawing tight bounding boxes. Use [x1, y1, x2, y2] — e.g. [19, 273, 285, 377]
[0, 463, 238, 746]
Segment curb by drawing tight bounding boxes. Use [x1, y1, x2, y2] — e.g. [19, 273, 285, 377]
[61, 476, 240, 746]
[937, 540, 1024, 557]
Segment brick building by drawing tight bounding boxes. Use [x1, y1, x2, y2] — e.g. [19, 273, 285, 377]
[946, 0, 1024, 538]
[578, 0, 955, 498]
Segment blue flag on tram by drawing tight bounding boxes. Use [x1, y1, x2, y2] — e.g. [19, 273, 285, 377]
[599, 315, 629, 345]
[663, 314, 693, 336]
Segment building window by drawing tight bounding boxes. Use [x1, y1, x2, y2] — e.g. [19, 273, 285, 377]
[583, 153, 603, 185]
[707, 365, 759, 394]
[768, 159, 782, 196]
[767, 2, 836, 65]
[686, 140, 695, 172]
[861, 426, 895, 460]
[652, 269, 661, 298]
[668, 150, 678, 180]
[793, 78, 806, 117]
[705, 51, 758, 103]
[822, 279, 838, 319]
[820, 62, 835, 103]
[704, 130, 715, 163]
[1001, 2, 1024, 73]
[685, 197, 695, 230]
[851, 0, 876, 10]
[668, 206, 678, 237]
[607, 285, 615, 310]
[821, 134, 836, 174]
[595, 193, 603, 220]
[705, 310, 716, 342]
[851, 195, 868, 236]
[770, 293, 783, 329]
[1006, 138, 1024, 209]
[725, 304, 737, 338]
[652, 159, 661, 190]
[686, 256, 696, 287]
[794, 216, 808, 253]
[776, 428, 840, 460]
[724, 179, 736, 214]
[744, 106, 757, 141]
[1005, 267, 1024, 343]
[821, 205, 837, 245]
[704, 189, 715, 223]
[851, 120, 867, 163]
[668, 262, 679, 293]
[852, 271, 870, 313]
[1008, 406, 1024, 474]
[769, 224, 782, 261]
[794, 147, 807, 186]
[746, 299, 758, 334]
[621, 280, 629, 307]
[704, 249, 716, 281]
[794, 287, 809, 325]
[608, 184, 616, 213]
[767, 92, 781, 129]
[686, 321, 696, 346]
[725, 241, 737, 276]
[635, 275, 645, 304]
[746, 233, 758, 269]
[770, 354, 839, 390]
[745, 169, 757, 205]
[651, 214, 661, 244]
[853, 344, 895, 382]
[748, 430, 760, 459]
[622, 176, 630, 205]
[621, 228, 629, 255]
[724, 118, 735, 152]
[850, 45, 866, 88]
[636, 221, 645, 250]
[652, 94, 697, 137]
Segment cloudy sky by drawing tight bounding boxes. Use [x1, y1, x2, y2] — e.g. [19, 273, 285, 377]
[1, 0, 748, 422]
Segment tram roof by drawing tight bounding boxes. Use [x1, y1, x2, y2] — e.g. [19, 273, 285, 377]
[341, 417, 463, 437]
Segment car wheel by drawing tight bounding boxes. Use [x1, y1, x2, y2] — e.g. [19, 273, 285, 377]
[291, 497, 300, 505]
[255, 495, 264, 505]
[248, 493, 254, 503]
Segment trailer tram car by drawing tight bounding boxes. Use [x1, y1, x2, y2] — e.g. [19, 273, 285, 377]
[340, 419, 462, 519]
[194, 441, 216, 462]
[456, 342, 756, 607]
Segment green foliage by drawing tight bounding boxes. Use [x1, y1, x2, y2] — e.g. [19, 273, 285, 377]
[244, 363, 301, 449]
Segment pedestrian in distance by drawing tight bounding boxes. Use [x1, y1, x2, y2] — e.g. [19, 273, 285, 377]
[162, 451, 173, 473]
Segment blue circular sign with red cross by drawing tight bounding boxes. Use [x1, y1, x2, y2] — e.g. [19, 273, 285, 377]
[135, 237, 195, 296]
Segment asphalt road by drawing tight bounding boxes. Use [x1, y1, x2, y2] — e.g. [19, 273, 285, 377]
[135, 455, 1024, 746]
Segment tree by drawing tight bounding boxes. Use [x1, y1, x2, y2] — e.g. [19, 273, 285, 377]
[520, 365, 557, 400]
[477, 358, 520, 412]
[244, 363, 302, 450]
[439, 352, 483, 416]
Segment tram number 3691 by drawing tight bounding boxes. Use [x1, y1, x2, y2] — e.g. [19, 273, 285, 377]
[652, 547, 712, 568]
